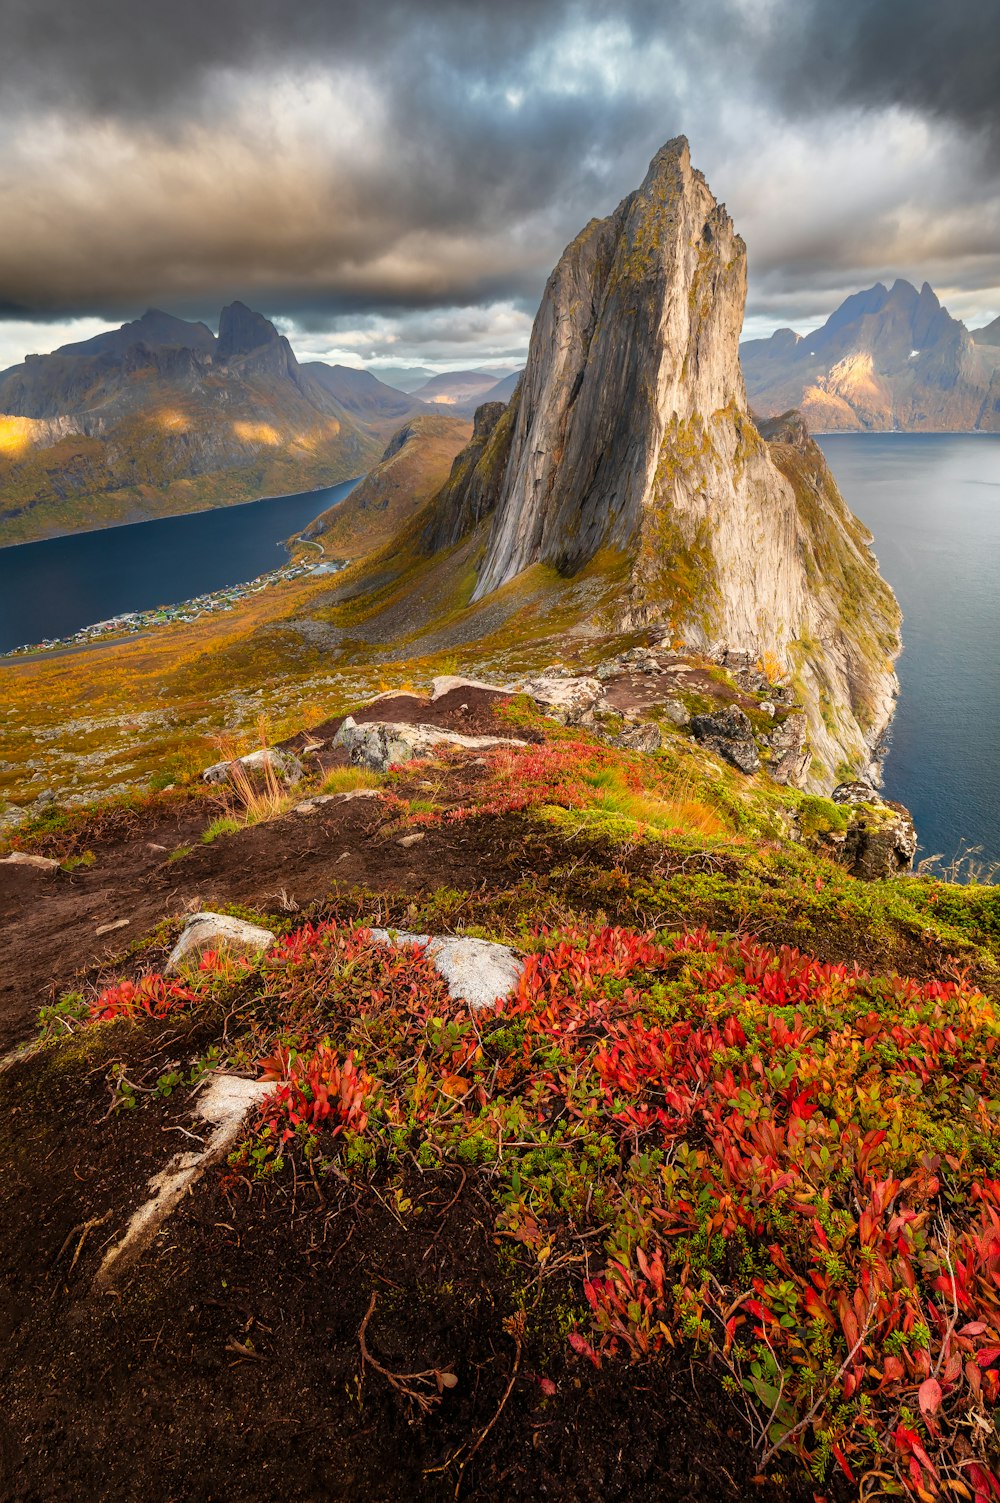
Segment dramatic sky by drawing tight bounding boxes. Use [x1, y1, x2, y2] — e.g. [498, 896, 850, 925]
[0, 0, 998, 373]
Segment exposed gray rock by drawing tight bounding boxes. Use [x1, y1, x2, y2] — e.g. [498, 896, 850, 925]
[761, 711, 810, 785]
[613, 722, 663, 753]
[519, 675, 606, 725]
[166, 912, 276, 974]
[690, 706, 761, 775]
[333, 717, 524, 773]
[831, 780, 880, 805]
[0, 851, 60, 871]
[660, 698, 690, 728]
[369, 929, 524, 1011]
[430, 674, 511, 701]
[828, 782, 917, 879]
[201, 746, 303, 787]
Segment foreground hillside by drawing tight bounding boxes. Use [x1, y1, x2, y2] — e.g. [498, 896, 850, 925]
[1, 680, 999, 1500]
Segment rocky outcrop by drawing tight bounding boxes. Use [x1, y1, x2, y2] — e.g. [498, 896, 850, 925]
[829, 782, 918, 879]
[423, 138, 900, 791]
[742, 279, 1000, 432]
[422, 401, 512, 551]
[690, 706, 761, 775]
[333, 717, 525, 773]
[165, 913, 276, 974]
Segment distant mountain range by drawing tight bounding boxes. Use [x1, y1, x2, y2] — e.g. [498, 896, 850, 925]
[741, 279, 1000, 431]
[0, 306, 524, 545]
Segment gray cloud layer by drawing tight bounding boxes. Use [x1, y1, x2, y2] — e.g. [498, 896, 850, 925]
[0, 0, 997, 354]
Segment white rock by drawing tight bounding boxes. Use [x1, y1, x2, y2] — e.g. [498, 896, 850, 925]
[0, 851, 60, 871]
[165, 912, 276, 974]
[201, 746, 303, 787]
[368, 928, 524, 1011]
[94, 1074, 272, 1290]
[333, 717, 524, 774]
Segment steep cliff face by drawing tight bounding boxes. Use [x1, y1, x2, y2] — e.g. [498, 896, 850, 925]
[427, 138, 901, 788]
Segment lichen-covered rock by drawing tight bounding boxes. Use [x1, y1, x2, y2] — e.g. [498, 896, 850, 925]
[690, 706, 761, 774]
[613, 723, 663, 753]
[166, 912, 276, 974]
[201, 746, 303, 787]
[519, 675, 606, 725]
[829, 783, 918, 879]
[369, 929, 523, 1011]
[333, 717, 524, 773]
[761, 711, 810, 786]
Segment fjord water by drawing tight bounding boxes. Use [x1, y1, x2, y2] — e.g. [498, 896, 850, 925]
[819, 434, 1000, 870]
[0, 478, 358, 656]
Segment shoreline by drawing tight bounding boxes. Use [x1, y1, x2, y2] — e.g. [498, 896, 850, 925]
[1, 551, 345, 662]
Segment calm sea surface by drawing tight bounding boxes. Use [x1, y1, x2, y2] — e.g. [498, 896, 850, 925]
[0, 479, 358, 656]
[819, 433, 1000, 871]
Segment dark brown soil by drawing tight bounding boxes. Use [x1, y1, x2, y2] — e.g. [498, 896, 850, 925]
[286, 683, 544, 753]
[0, 1034, 812, 1503]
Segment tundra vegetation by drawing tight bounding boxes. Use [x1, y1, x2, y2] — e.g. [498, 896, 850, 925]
[3, 697, 1000, 1500]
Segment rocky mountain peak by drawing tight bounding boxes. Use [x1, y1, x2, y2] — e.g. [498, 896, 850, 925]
[53, 308, 216, 360]
[424, 137, 901, 789]
[216, 302, 285, 362]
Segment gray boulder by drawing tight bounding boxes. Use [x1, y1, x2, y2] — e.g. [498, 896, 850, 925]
[519, 674, 607, 725]
[613, 722, 663, 753]
[690, 706, 761, 775]
[762, 711, 809, 785]
[201, 746, 303, 787]
[0, 851, 60, 871]
[333, 717, 524, 774]
[165, 912, 276, 974]
[369, 929, 523, 1011]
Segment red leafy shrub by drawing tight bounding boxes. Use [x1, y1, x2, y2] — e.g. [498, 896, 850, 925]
[258, 1043, 376, 1144]
[95, 917, 1000, 1493]
[89, 973, 197, 1022]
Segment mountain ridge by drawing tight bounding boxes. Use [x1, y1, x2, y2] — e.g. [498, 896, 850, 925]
[0, 303, 381, 545]
[742, 278, 1000, 430]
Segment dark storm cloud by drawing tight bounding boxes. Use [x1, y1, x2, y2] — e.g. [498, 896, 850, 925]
[0, 0, 997, 342]
[763, 0, 1000, 142]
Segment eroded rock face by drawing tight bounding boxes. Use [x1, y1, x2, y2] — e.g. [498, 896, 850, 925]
[425, 136, 900, 791]
[830, 782, 918, 879]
